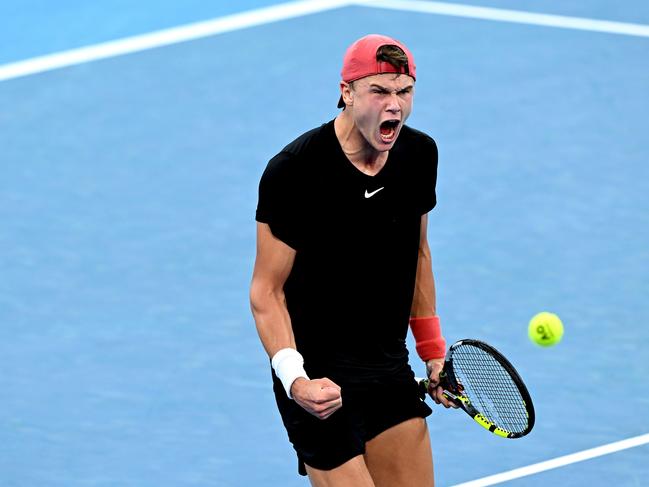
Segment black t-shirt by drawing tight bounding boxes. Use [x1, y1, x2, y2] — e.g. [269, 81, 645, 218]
[256, 120, 437, 384]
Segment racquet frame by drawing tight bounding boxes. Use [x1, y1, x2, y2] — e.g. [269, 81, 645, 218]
[418, 339, 535, 439]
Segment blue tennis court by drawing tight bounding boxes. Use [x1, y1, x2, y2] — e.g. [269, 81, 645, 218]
[1, 1, 648, 485]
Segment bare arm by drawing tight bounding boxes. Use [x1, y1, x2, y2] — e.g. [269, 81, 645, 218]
[250, 222, 342, 418]
[410, 214, 456, 408]
[249, 222, 297, 357]
[411, 214, 436, 317]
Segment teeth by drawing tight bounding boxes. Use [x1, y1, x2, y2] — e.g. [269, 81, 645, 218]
[380, 127, 396, 141]
[379, 120, 399, 142]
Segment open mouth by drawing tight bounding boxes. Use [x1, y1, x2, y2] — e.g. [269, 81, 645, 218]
[379, 119, 400, 142]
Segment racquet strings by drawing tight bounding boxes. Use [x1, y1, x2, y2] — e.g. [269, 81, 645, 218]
[451, 343, 530, 434]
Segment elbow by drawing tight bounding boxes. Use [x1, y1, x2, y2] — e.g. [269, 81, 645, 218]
[249, 283, 264, 318]
[250, 279, 284, 318]
[418, 243, 432, 261]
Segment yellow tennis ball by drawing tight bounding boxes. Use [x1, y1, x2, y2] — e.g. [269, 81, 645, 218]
[528, 312, 564, 347]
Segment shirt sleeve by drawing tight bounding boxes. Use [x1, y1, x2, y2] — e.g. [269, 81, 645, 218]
[255, 151, 303, 250]
[418, 137, 438, 215]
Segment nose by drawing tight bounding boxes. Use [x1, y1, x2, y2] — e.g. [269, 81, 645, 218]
[386, 92, 401, 113]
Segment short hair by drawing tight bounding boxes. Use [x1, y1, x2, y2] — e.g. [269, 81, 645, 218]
[376, 44, 410, 74]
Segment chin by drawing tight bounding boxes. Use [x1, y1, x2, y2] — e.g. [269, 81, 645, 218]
[375, 134, 398, 151]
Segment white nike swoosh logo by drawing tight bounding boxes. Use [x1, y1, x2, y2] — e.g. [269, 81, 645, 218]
[364, 187, 385, 198]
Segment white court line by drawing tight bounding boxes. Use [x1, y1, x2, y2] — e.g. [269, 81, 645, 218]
[0, 0, 349, 82]
[451, 433, 649, 486]
[352, 0, 649, 38]
[2, 0, 649, 82]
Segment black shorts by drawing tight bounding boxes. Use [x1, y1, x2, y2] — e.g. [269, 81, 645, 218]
[272, 372, 433, 476]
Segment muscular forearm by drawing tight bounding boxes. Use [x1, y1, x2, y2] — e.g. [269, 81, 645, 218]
[410, 242, 437, 317]
[250, 283, 296, 358]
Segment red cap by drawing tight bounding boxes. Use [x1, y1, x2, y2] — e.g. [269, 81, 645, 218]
[338, 34, 416, 108]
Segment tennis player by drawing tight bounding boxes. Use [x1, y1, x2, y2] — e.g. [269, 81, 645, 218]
[250, 34, 455, 486]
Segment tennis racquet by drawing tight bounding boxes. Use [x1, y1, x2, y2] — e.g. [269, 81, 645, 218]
[417, 339, 535, 439]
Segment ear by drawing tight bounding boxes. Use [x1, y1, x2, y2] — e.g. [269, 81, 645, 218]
[340, 81, 353, 107]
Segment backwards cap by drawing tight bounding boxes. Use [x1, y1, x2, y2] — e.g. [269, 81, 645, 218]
[338, 34, 416, 108]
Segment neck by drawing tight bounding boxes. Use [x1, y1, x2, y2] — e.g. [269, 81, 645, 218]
[334, 111, 388, 176]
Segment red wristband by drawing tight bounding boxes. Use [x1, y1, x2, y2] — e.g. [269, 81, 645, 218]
[410, 316, 446, 361]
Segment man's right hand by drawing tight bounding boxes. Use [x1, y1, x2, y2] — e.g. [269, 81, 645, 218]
[290, 377, 342, 420]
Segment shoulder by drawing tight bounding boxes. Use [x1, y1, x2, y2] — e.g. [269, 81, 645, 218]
[392, 126, 438, 173]
[261, 122, 333, 188]
[263, 121, 333, 178]
[395, 126, 439, 212]
[279, 120, 333, 159]
[396, 125, 438, 156]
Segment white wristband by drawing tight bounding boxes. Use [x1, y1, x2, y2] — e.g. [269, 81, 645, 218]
[271, 348, 309, 399]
